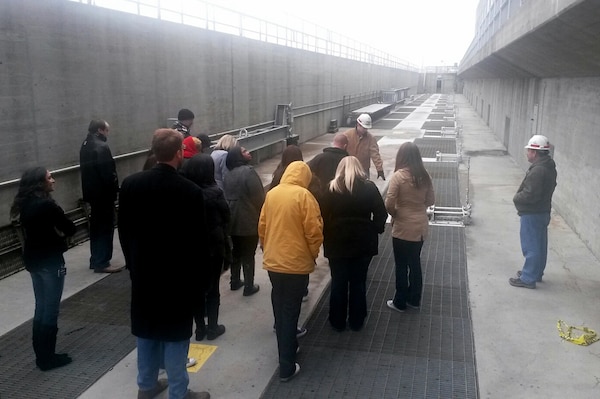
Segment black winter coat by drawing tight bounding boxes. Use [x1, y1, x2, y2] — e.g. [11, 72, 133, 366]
[79, 133, 119, 203]
[118, 163, 208, 341]
[201, 184, 230, 258]
[19, 196, 76, 272]
[308, 147, 348, 193]
[320, 179, 387, 259]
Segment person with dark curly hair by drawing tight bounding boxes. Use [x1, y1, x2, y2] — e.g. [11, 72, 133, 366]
[11, 167, 76, 371]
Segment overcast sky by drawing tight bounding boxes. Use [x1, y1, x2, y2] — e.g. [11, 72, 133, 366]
[78, 0, 479, 67]
[212, 0, 480, 67]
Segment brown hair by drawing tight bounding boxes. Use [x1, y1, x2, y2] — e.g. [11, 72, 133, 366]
[394, 142, 431, 189]
[152, 129, 183, 162]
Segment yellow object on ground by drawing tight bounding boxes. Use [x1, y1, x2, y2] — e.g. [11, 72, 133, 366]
[187, 343, 218, 373]
[557, 320, 599, 346]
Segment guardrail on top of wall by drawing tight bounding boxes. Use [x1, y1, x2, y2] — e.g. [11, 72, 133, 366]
[68, 0, 419, 72]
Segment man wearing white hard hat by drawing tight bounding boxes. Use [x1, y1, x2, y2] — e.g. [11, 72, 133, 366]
[343, 114, 385, 180]
[509, 135, 557, 289]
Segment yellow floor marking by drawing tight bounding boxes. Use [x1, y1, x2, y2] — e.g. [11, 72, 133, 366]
[187, 343, 218, 373]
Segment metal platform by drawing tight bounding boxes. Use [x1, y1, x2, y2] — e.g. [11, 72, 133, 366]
[373, 119, 402, 129]
[421, 121, 456, 130]
[261, 225, 477, 399]
[0, 272, 134, 399]
[415, 137, 458, 159]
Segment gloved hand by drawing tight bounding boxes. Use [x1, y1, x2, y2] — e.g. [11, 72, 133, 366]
[377, 170, 385, 180]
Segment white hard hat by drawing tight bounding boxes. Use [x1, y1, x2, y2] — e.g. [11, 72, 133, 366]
[525, 135, 550, 150]
[356, 113, 372, 129]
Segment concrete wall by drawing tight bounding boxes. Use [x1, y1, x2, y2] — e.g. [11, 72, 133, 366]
[421, 72, 458, 94]
[0, 0, 419, 220]
[463, 77, 600, 258]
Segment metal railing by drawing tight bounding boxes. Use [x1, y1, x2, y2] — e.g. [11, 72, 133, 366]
[68, 0, 419, 71]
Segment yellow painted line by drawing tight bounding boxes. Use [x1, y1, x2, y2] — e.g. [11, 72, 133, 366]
[187, 343, 218, 373]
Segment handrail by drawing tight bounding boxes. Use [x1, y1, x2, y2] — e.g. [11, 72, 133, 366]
[67, 0, 419, 71]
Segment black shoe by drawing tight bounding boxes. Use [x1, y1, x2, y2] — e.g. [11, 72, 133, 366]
[230, 280, 244, 291]
[280, 363, 300, 382]
[137, 379, 168, 399]
[36, 353, 72, 371]
[517, 270, 542, 283]
[195, 328, 206, 341]
[206, 325, 226, 340]
[243, 284, 260, 296]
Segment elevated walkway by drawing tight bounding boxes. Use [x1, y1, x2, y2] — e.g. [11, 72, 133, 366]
[1, 94, 599, 399]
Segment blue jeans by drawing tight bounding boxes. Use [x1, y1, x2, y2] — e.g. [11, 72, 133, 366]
[392, 238, 424, 309]
[137, 338, 189, 399]
[30, 265, 65, 327]
[89, 200, 115, 269]
[519, 213, 551, 284]
[328, 256, 371, 330]
[268, 271, 308, 378]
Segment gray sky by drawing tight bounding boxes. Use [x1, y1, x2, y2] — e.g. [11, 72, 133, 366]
[213, 0, 479, 67]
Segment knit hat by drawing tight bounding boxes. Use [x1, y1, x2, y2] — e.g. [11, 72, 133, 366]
[197, 134, 212, 151]
[177, 108, 195, 121]
[183, 136, 201, 159]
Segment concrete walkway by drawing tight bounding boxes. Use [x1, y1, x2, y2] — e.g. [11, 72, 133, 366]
[1, 94, 599, 398]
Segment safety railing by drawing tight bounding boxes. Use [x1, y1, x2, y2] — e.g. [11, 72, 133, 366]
[67, 0, 419, 71]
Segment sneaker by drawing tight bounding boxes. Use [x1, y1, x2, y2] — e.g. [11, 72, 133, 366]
[508, 277, 536, 289]
[517, 270, 542, 282]
[243, 284, 260, 296]
[296, 327, 307, 338]
[206, 325, 226, 340]
[280, 363, 300, 382]
[406, 303, 420, 310]
[137, 378, 168, 399]
[230, 280, 244, 291]
[386, 300, 405, 313]
[186, 357, 197, 368]
[184, 390, 211, 399]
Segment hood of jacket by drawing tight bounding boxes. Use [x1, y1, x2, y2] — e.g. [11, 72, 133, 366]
[280, 161, 311, 188]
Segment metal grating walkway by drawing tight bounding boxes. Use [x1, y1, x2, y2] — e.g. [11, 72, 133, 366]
[415, 137, 457, 158]
[261, 225, 477, 399]
[424, 162, 461, 208]
[0, 272, 134, 399]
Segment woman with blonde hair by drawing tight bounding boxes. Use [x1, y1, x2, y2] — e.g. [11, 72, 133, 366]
[211, 134, 238, 190]
[320, 156, 387, 331]
[385, 142, 435, 313]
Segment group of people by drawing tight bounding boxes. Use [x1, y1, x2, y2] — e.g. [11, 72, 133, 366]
[10, 104, 557, 397]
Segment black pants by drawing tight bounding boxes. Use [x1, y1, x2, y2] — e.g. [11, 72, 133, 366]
[392, 238, 424, 309]
[230, 235, 258, 288]
[89, 200, 115, 269]
[194, 253, 223, 331]
[268, 271, 307, 378]
[328, 256, 371, 330]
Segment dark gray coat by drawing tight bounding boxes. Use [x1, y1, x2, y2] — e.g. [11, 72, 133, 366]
[513, 154, 557, 215]
[223, 164, 265, 236]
